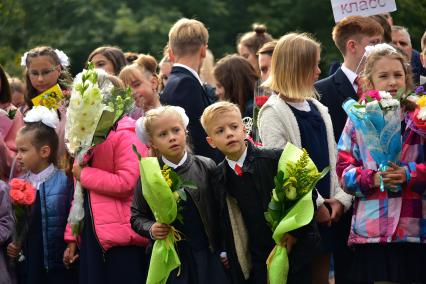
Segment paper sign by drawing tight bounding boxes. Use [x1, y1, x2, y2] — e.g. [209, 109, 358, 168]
[31, 84, 64, 110]
[331, 0, 397, 22]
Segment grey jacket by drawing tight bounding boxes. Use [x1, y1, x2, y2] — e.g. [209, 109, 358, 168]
[0, 181, 14, 284]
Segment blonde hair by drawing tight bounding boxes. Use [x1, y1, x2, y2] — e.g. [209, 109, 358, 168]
[264, 32, 320, 100]
[168, 18, 208, 57]
[200, 49, 215, 85]
[119, 54, 159, 91]
[143, 106, 189, 156]
[201, 101, 241, 134]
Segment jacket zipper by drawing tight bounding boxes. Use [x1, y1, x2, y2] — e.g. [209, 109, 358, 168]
[42, 184, 49, 271]
[87, 191, 106, 261]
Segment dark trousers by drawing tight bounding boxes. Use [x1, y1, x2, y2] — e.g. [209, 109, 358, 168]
[79, 208, 147, 284]
[333, 208, 356, 284]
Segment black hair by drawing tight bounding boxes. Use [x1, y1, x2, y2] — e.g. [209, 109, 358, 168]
[0, 64, 11, 104]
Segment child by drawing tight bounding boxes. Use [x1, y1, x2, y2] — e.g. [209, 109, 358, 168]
[6, 106, 76, 284]
[213, 54, 259, 118]
[237, 23, 273, 75]
[9, 77, 27, 111]
[87, 46, 127, 76]
[0, 178, 13, 283]
[0, 65, 24, 180]
[201, 101, 320, 283]
[257, 33, 353, 284]
[119, 54, 161, 116]
[131, 106, 228, 283]
[336, 44, 426, 284]
[63, 73, 149, 284]
[161, 18, 222, 163]
[21, 46, 73, 171]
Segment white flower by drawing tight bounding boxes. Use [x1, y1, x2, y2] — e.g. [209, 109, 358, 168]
[418, 108, 426, 120]
[20, 52, 28, 67]
[379, 91, 392, 99]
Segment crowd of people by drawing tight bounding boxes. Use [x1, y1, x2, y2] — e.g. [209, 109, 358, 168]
[0, 11, 425, 284]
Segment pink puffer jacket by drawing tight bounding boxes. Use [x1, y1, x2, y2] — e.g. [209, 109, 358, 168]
[65, 116, 149, 251]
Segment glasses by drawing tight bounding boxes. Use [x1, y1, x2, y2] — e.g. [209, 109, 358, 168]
[28, 66, 58, 78]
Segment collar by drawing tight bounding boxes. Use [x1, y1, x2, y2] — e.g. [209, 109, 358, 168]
[226, 146, 247, 173]
[162, 152, 188, 169]
[173, 63, 204, 86]
[27, 163, 56, 190]
[341, 64, 358, 92]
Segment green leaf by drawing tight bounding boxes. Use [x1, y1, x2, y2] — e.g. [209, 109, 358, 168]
[365, 96, 373, 102]
[177, 189, 187, 201]
[182, 181, 197, 189]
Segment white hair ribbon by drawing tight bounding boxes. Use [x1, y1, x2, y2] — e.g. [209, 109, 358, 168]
[20, 49, 70, 67]
[24, 106, 59, 129]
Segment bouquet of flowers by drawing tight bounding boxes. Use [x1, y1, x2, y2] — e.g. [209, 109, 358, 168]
[8, 178, 36, 262]
[405, 86, 426, 136]
[65, 63, 133, 236]
[343, 90, 402, 192]
[133, 151, 196, 284]
[251, 81, 272, 142]
[265, 142, 329, 284]
[161, 164, 197, 223]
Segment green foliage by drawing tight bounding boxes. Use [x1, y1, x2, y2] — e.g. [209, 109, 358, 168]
[1, 0, 425, 79]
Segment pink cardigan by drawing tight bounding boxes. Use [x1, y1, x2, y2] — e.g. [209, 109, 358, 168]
[0, 103, 24, 180]
[64, 116, 149, 250]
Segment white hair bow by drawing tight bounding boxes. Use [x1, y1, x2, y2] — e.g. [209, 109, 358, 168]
[24, 106, 59, 129]
[135, 106, 189, 145]
[20, 49, 70, 67]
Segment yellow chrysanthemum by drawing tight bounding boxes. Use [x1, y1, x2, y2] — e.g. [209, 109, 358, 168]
[417, 96, 426, 108]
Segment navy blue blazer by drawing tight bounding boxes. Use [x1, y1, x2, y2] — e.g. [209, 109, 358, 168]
[160, 66, 222, 163]
[315, 68, 357, 142]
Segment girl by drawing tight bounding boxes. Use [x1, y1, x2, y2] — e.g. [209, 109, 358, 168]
[213, 54, 258, 118]
[336, 44, 426, 283]
[0, 177, 13, 284]
[9, 77, 27, 110]
[131, 106, 228, 284]
[237, 23, 273, 75]
[258, 33, 352, 284]
[158, 54, 173, 93]
[6, 106, 76, 284]
[119, 54, 161, 117]
[63, 73, 149, 284]
[88, 46, 127, 76]
[21, 46, 73, 171]
[0, 64, 24, 181]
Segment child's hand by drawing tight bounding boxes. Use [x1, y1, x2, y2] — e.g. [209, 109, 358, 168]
[7, 242, 21, 258]
[381, 162, 407, 190]
[63, 242, 79, 268]
[72, 164, 83, 181]
[324, 198, 344, 223]
[315, 204, 331, 227]
[150, 223, 171, 240]
[280, 233, 297, 254]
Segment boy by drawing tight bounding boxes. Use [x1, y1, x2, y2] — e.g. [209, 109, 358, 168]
[161, 18, 221, 163]
[201, 101, 319, 284]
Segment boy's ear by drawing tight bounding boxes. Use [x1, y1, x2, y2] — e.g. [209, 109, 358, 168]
[206, 136, 217, 149]
[39, 145, 51, 160]
[168, 48, 175, 62]
[200, 45, 207, 59]
[346, 39, 356, 55]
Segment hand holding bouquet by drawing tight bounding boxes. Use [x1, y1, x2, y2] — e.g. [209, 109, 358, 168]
[8, 178, 36, 263]
[343, 90, 402, 192]
[265, 143, 329, 284]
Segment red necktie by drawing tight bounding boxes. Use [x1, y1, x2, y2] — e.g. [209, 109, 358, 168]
[234, 164, 243, 176]
[354, 76, 363, 98]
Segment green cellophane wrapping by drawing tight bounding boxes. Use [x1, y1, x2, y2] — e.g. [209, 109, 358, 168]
[266, 143, 321, 284]
[139, 157, 180, 284]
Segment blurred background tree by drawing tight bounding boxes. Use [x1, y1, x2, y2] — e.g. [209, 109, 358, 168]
[1, 0, 424, 77]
